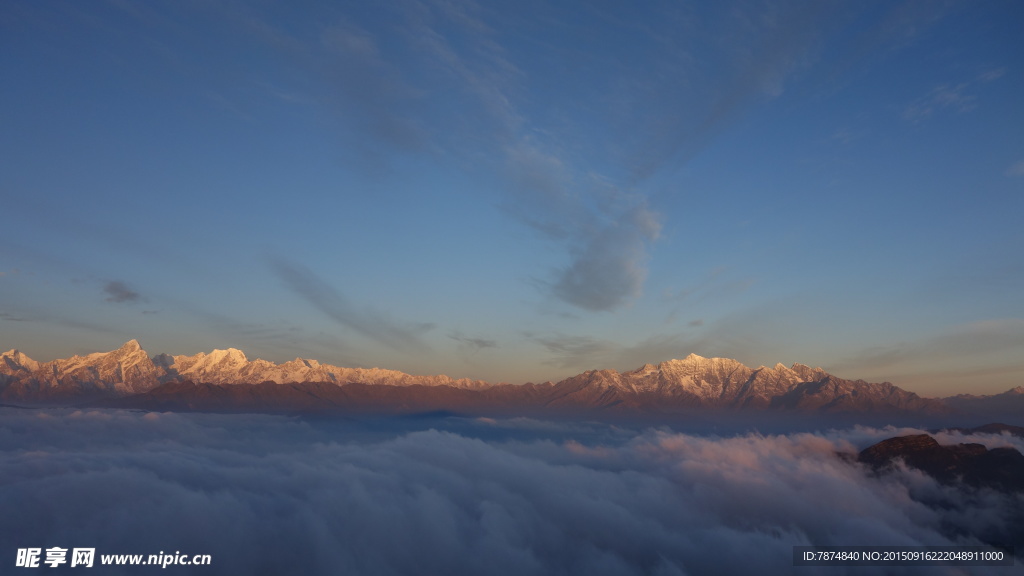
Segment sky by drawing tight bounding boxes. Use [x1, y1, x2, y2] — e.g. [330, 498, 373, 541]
[1, 0, 1022, 395]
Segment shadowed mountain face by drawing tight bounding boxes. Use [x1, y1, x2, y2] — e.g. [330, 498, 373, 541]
[858, 434, 1024, 493]
[0, 340, 1008, 419]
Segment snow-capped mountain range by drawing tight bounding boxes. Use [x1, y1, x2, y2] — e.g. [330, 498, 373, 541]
[1, 340, 1018, 417]
[0, 340, 489, 399]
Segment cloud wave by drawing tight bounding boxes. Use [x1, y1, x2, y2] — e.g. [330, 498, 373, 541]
[1, 409, 1020, 576]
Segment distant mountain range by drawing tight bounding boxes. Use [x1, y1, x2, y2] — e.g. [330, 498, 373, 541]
[1, 340, 1020, 420]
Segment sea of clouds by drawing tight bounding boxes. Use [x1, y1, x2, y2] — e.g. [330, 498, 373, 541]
[1, 408, 1021, 575]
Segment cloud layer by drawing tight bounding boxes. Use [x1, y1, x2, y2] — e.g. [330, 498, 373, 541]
[1, 409, 1020, 576]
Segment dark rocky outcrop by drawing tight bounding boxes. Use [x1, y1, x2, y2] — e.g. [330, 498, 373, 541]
[858, 434, 1024, 493]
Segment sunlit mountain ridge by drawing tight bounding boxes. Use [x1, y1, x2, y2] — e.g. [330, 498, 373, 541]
[1, 340, 1020, 419]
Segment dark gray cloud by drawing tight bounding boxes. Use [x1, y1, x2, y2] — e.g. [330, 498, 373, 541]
[547, 201, 661, 312]
[448, 332, 498, 351]
[449, 331, 499, 368]
[501, 148, 662, 311]
[103, 281, 140, 304]
[0, 408, 1020, 576]
[267, 255, 432, 353]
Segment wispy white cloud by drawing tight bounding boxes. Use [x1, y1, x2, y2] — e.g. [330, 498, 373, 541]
[904, 83, 975, 120]
[977, 68, 1006, 83]
[827, 126, 867, 145]
[904, 68, 1006, 122]
[1006, 159, 1024, 178]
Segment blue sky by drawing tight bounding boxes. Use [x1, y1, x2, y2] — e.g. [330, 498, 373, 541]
[1, 0, 1022, 395]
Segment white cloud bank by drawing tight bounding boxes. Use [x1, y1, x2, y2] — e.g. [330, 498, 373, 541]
[0, 409, 1020, 576]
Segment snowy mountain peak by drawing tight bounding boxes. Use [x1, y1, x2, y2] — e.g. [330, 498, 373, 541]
[120, 339, 142, 352]
[165, 347, 253, 382]
[2, 349, 26, 362]
[1, 349, 39, 372]
[790, 363, 827, 381]
[662, 354, 748, 374]
[208, 348, 248, 364]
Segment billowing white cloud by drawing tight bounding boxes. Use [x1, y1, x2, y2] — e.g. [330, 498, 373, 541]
[0, 408, 1019, 576]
